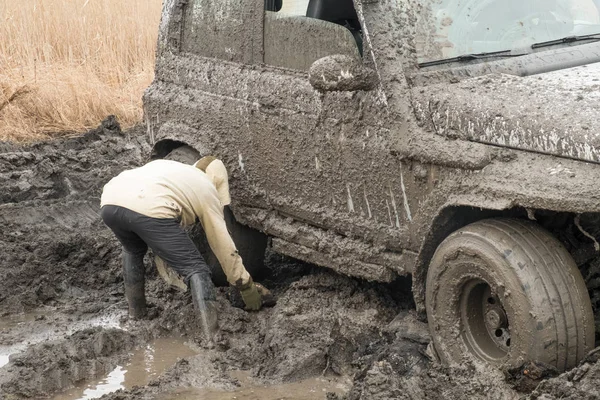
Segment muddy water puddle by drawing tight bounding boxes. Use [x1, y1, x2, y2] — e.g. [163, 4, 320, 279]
[0, 309, 123, 369]
[54, 337, 198, 400]
[0, 310, 52, 368]
[0, 351, 12, 368]
[48, 333, 348, 400]
[158, 371, 350, 400]
[0, 310, 49, 330]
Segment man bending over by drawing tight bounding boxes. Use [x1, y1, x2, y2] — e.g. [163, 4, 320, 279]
[100, 155, 270, 335]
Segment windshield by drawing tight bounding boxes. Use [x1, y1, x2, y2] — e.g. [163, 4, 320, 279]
[416, 0, 600, 63]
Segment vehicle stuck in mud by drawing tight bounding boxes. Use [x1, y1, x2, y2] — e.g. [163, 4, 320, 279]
[143, 0, 600, 373]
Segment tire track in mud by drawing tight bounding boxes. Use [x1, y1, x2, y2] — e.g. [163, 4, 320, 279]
[1, 120, 600, 400]
[0, 328, 138, 399]
[0, 200, 100, 232]
[0, 118, 150, 312]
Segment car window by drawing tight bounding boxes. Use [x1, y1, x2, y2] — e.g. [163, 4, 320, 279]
[181, 0, 260, 64]
[263, 0, 362, 71]
[416, 0, 600, 63]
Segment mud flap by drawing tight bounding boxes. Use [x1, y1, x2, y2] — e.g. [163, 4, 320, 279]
[155, 256, 188, 292]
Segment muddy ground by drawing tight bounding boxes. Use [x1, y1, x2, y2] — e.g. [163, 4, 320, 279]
[1, 119, 600, 399]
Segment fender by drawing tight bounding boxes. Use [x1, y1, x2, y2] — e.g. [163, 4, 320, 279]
[147, 122, 214, 159]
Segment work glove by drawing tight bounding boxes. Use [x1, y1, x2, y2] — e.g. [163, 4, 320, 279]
[255, 282, 276, 308]
[231, 280, 277, 310]
[240, 280, 262, 311]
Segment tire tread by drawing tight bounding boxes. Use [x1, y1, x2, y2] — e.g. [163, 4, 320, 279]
[426, 218, 594, 371]
[489, 219, 574, 370]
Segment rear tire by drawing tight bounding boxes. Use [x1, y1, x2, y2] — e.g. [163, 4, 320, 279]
[162, 145, 268, 286]
[426, 218, 594, 371]
[162, 145, 201, 164]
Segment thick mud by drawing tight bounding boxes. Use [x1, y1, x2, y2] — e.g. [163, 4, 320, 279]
[2, 121, 600, 399]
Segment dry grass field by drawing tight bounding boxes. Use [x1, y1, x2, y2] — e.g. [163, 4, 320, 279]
[0, 0, 162, 142]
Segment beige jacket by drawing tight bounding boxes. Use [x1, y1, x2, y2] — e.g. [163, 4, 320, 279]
[101, 159, 250, 286]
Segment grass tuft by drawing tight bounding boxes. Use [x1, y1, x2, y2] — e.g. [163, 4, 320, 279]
[0, 0, 162, 142]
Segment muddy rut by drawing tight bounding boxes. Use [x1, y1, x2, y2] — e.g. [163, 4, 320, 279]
[1, 120, 600, 399]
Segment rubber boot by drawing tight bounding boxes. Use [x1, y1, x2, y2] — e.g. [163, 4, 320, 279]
[189, 273, 218, 340]
[122, 251, 147, 320]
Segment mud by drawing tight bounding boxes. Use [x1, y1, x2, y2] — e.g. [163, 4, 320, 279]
[308, 55, 379, 92]
[2, 123, 600, 400]
[0, 328, 138, 399]
[53, 337, 199, 400]
[157, 371, 350, 399]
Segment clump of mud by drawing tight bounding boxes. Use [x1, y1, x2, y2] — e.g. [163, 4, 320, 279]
[527, 351, 600, 399]
[2, 122, 600, 400]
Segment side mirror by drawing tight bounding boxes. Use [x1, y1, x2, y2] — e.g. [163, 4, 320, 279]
[309, 55, 378, 92]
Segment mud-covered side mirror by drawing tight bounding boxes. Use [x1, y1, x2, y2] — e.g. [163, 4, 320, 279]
[308, 55, 378, 92]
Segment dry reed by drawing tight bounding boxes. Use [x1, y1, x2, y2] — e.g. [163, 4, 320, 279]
[0, 0, 162, 142]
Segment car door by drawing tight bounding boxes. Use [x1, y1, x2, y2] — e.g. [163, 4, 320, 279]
[241, 0, 418, 254]
[150, 0, 424, 272]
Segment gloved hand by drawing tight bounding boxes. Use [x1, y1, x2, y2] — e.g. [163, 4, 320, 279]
[255, 282, 276, 308]
[240, 280, 262, 311]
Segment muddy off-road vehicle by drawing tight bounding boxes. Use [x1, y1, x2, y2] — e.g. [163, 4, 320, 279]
[143, 0, 600, 372]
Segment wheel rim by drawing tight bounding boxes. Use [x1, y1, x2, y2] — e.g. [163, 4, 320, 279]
[459, 279, 511, 362]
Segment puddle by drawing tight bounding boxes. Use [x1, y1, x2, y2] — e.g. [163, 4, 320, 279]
[0, 344, 23, 369]
[0, 310, 50, 331]
[0, 354, 9, 368]
[54, 366, 127, 400]
[158, 371, 350, 400]
[53, 337, 198, 400]
[0, 310, 53, 368]
[0, 308, 124, 369]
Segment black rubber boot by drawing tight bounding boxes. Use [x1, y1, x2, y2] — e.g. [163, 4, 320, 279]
[189, 273, 218, 340]
[122, 251, 147, 320]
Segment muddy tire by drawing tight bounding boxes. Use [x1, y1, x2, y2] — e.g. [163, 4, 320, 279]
[426, 218, 594, 371]
[162, 144, 202, 164]
[163, 145, 268, 286]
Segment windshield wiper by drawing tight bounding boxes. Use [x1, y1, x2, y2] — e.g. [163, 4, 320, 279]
[532, 33, 600, 49]
[419, 50, 527, 68]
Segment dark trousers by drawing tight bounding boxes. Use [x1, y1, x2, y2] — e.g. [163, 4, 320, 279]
[100, 205, 211, 284]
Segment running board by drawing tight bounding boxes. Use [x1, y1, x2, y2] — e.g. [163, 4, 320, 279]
[236, 206, 416, 282]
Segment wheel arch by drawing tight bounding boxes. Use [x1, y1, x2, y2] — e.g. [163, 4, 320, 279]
[148, 121, 214, 161]
[149, 139, 191, 160]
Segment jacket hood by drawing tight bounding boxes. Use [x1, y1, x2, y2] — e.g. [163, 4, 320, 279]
[194, 157, 231, 207]
[415, 62, 600, 163]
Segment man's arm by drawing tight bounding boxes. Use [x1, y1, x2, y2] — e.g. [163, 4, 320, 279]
[196, 201, 252, 287]
[189, 180, 263, 311]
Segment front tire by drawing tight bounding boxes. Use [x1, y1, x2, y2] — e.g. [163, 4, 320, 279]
[426, 218, 594, 371]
